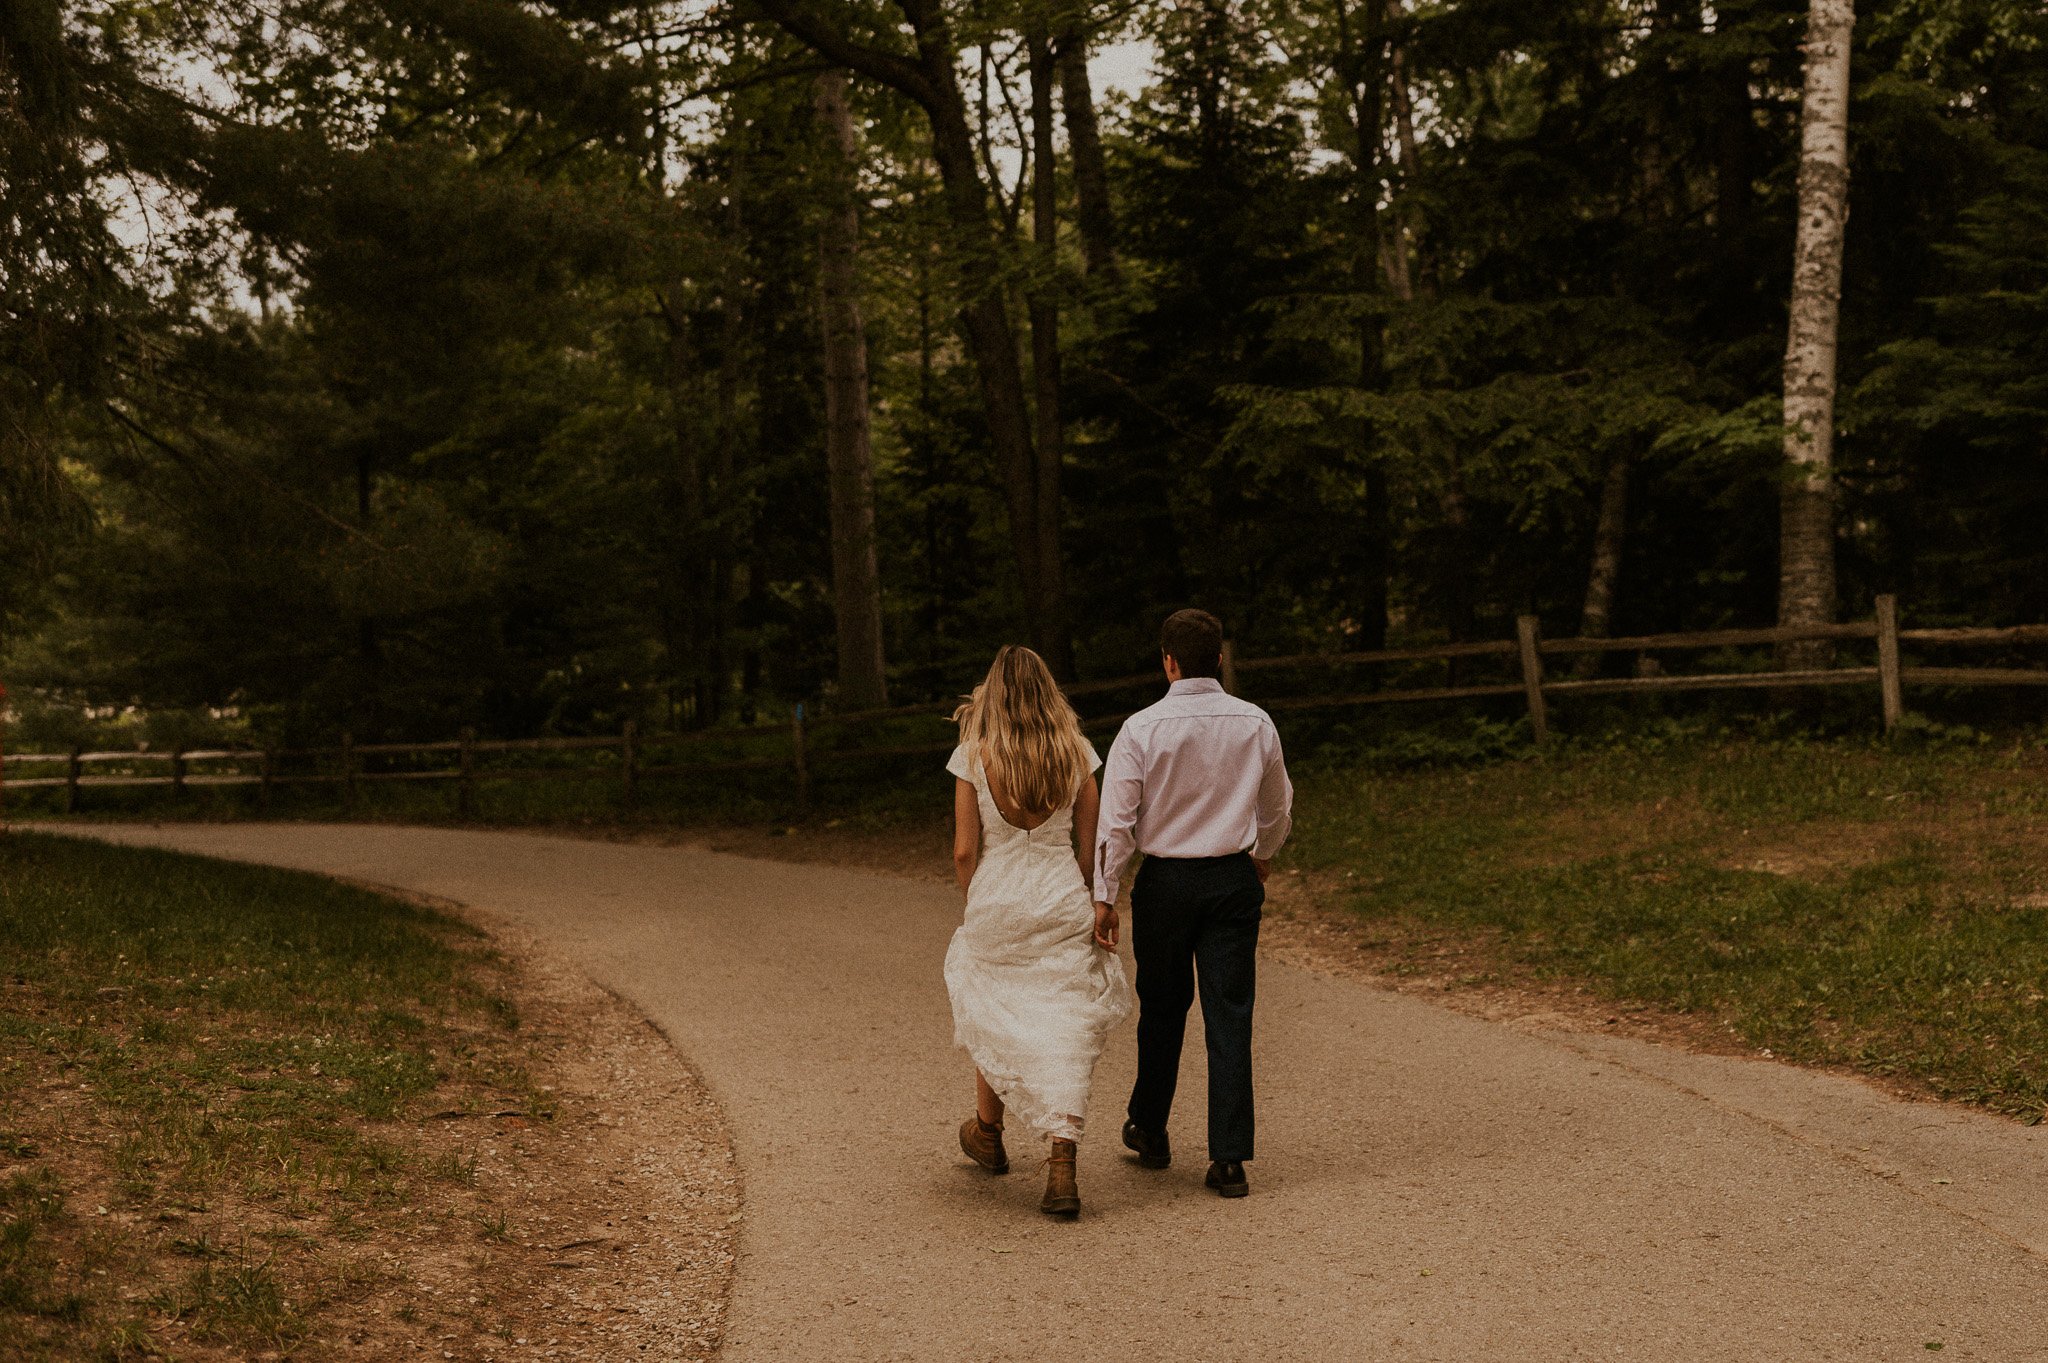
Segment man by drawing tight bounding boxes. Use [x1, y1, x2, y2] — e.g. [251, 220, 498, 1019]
[1093, 608, 1293, 1198]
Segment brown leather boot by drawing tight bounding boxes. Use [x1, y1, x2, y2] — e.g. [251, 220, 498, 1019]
[1040, 1139, 1080, 1218]
[959, 1116, 1008, 1174]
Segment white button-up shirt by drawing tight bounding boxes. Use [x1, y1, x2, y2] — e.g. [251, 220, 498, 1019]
[1092, 677, 1293, 905]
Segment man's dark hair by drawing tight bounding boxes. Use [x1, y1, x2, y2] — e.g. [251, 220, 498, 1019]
[1160, 608, 1224, 679]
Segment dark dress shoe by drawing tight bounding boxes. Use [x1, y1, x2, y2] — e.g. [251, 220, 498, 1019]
[1205, 1160, 1249, 1197]
[1122, 1120, 1170, 1169]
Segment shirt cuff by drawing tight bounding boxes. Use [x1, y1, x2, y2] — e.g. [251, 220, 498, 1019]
[1252, 825, 1290, 861]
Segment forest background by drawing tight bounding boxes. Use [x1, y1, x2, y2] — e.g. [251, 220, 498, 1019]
[3, 0, 2045, 749]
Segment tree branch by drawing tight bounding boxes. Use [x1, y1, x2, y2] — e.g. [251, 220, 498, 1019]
[102, 402, 382, 545]
[656, 59, 835, 113]
[742, 0, 940, 109]
[987, 47, 1031, 236]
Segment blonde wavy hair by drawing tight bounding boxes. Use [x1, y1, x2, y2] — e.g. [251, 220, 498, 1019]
[952, 645, 1094, 820]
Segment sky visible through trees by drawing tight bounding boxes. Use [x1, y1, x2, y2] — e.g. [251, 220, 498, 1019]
[2, 1, 2044, 745]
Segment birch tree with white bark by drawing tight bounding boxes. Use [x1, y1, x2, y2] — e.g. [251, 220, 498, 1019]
[1778, 0, 1855, 667]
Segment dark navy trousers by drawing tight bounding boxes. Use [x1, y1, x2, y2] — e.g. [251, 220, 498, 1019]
[1126, 851, 1264, 1162]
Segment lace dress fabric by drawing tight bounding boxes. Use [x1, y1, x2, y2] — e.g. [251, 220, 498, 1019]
[943, 743, 1134, 1142]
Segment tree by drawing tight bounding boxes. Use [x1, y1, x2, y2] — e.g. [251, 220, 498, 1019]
[14, 0, 2048, 746]
[747, 0, 1075, 676]
[0, 0, 131, 636]
[1778, 0, 1855, 665]
[1331, 0, 1395, 650]
[1577, 453, 1629, 644]
[1055, 22, 1119, 285]
[813, 70, 890, 709]
[1025, 17, 1071, 676]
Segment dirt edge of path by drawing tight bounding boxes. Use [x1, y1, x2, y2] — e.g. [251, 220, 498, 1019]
[330, 879, 745, 1363]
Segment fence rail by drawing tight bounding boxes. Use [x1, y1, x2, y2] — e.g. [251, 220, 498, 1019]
[5, 595, 2043, 814]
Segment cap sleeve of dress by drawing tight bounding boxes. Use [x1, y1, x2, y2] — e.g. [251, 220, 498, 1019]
[946, 742, 975, 783]
[1084, 740, 1103, 775]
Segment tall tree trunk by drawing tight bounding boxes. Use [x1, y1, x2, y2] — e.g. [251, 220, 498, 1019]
[1574, 453, 1629, 675]
[705, 192, 747, 726]
[812, 71, 890, 710]
[740, 560, 763, 724]
[924, 100, 1052, 659]
[1712, 16, 1755, 248]
[658, 289, 710, 724]
[1360, 468, 1390, 651]
[353, 449, 381, 724]
[1440, 474, 1476, 684]
[1778, 0, 1854, 668]
[913, 240, 945, 656]
[1384, 16, 1419, 301]
[1025, 26, 1074, 679]
[1345, 0, 1393, 650]
[1055, 30, 1119, 287]
[751, 1, 1073, 672]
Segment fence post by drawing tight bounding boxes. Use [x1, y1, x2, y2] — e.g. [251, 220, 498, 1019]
[259, 747, 275, 812]
[621, 718, 639, 809]
[66, 746, 82, 815]
[340, 731, 357, 813]
[1220, 639, 1238, 694]
[1516, 615, 1550, 744]
[171, 748, 188, 798]
[458, 727, 476, 819]
[1875, 594, 1904, 733]
[791, 703, 810, 808]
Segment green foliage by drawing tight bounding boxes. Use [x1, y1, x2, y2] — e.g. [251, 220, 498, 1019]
[5, 0, 2047, 735]
[1329, 715, 1534, 769]
[1881, 712, 1996, 751]
[1853, 142, 2048, 622]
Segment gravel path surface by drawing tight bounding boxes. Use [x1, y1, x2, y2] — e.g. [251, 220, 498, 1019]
[51, 823, 2048, 1362]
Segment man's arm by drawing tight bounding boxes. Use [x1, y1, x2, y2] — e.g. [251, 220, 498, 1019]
[1250, 722, 1293, 873]
[1093, 727, 1144, 909]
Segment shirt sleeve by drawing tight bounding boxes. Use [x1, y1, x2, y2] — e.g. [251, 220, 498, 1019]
[1251, 721, 1293, 860]
[1093, 726, 1144, 905]
[946, 743, 974, 783]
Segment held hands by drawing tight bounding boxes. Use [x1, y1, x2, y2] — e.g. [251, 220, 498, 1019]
[1092, 902, 1120, 951]
[1252, 857, 1272, 883]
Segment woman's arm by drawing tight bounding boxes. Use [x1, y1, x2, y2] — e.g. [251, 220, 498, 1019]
[1072, 774, 1100, 888]
[952, 777, 982, 895]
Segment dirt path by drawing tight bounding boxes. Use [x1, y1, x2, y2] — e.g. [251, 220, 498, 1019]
[50, 823, 2048, 1362]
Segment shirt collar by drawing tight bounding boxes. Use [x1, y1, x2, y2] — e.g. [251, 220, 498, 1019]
[1168, 677, 1225, 697]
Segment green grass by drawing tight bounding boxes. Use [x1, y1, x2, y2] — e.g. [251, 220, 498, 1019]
[0, 831, 533, 1358]
[1289, 735, 2048, 1118]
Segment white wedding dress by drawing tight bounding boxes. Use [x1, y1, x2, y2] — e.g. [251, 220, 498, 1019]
[944, 742, 1133, 1142]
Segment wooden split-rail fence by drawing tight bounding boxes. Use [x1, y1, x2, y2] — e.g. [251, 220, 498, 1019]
[4, 595, 2044, 814]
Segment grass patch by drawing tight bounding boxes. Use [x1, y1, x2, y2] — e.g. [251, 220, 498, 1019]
[0, 831, 540, 1358]
[1288, 736, 2048, 1118]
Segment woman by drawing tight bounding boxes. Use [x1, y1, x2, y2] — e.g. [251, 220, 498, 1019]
[945, 645, 1133, 1218]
